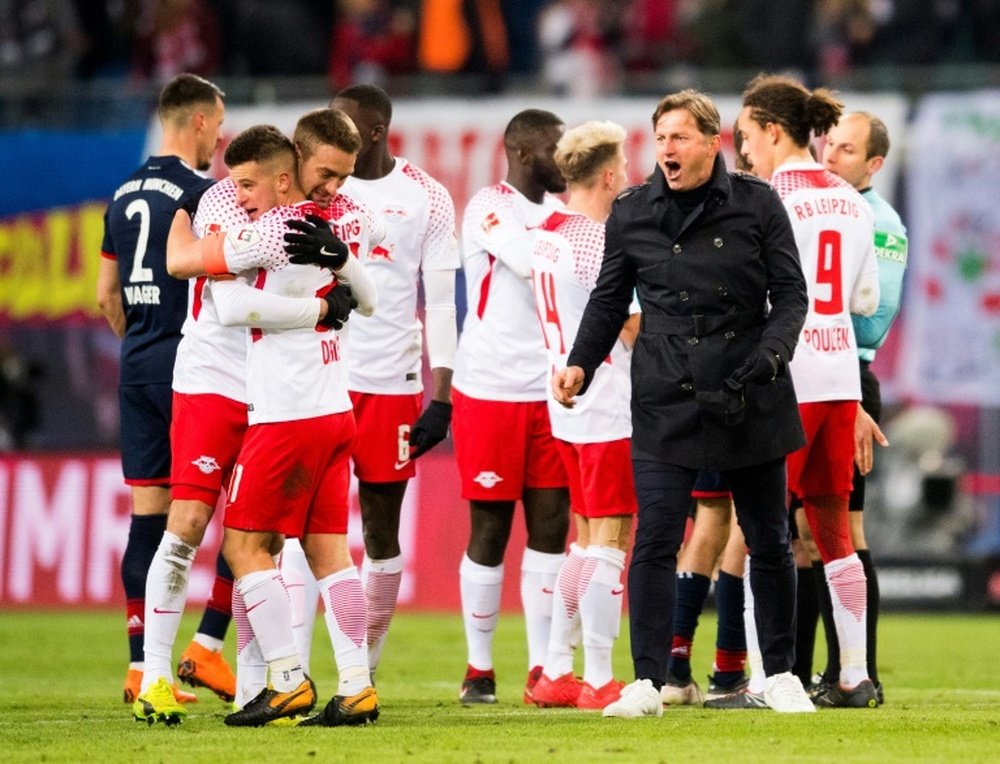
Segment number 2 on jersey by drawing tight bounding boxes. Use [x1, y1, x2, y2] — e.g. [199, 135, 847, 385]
[125, 198, 153, 283]
[532, 270, 566, 354]
[814, 229, 843, 315]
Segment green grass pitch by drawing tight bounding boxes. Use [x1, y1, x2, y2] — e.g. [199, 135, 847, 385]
[1, 610, 998, 762]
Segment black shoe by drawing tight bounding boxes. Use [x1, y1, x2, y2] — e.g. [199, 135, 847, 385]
[299, 687, 379, 727]
[875, 681, 884, 705]
[224, 678, 316, 727]
[460, 674, 497, 704]
[705, 674, 749, 701]
[812, 678, 879, 708]
[702, 689, 768, 710]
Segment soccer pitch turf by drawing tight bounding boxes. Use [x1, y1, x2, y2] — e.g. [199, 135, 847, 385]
[0, 611, 997, 763]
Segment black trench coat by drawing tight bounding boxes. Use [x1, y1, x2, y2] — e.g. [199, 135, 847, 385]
[568, 156, 808, 470]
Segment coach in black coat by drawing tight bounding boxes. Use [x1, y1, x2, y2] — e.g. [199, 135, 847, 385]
[571, 150, 806, 470]
[554, 90, 810, 712]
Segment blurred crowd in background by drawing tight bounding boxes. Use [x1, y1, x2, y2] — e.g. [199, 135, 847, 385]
[3, 0, 1000, 101]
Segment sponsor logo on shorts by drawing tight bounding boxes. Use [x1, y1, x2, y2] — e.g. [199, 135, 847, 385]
[393, 460, 410, 471]
[473, 470, 503, 489]
[192, 455, 221, 475]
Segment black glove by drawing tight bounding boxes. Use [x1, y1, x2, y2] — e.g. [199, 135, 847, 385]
[730, 348, 782, 386]
[408, 400, 452, 459]
[284, 214, 350, 270]
[318, 284, 357, 330]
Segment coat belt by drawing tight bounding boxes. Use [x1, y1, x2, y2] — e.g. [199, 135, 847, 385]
[640, 309, 763, 338]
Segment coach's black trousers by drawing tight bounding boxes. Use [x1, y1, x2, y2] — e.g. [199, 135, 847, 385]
[629, 458, 796, 687]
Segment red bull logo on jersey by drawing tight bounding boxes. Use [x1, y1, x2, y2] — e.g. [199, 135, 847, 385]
[481, 212, 501, 233]
[473, 470, 504, 489]
[383, 206, 407, 222]
[191, 455, 221, 475]
[369, 243, 394, 262]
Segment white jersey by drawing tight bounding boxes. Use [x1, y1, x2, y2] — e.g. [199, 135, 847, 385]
[173, 178, 250, 402]
[454, 182, 563, 401]
[219, 201, 351, 425]
[340, 159, 459, 394]
[771, 161, 878, 402]
[530, 210, 632, 443]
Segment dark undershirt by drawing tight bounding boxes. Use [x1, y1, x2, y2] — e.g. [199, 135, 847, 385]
[662, 181, 712, 240]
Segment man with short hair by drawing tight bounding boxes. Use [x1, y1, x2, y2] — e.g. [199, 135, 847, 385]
[556, 89, 812, 717]
[453, 109, 571, 704]
[166, 117, 380, 728]
[97, 72, 227, 707]
[279, 83, 457, 682]
[134, 110, 364, 724]
[738, 74, 880, 709]
[812, 111, 907, 704]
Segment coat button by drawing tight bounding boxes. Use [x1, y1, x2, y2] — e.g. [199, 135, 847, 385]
[688, 337, 699, 346]
[679, 291, 690, 301]
[714, 237, 724, 248]
[717, 285, 728, 296]
[724, 330, 736, 340]
[672, 243, 682, 254]
[680, 382, 693, 391]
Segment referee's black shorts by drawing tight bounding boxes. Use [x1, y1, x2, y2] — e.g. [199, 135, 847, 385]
[849, 360, 882, 511]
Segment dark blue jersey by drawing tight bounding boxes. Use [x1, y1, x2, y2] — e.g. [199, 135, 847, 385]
[100, 155, 212, 385]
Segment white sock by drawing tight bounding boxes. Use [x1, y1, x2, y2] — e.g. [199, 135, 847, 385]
[361, 554, 403, 674]
[459, 554, 504, 670]
[141, 532, 196, 692]
[824, 553, 869, 688]
[233, 587, 267, 709]
[542, 544, 585, 678]
[743, 557, 765, 694]
[579, 545, 626, 689]
[521, 548, 565, 671]
[193, 634, 224, 652]
[317, 567, 370, 696]
[280, 538, 319, 674]
[235, 569, 303, 692]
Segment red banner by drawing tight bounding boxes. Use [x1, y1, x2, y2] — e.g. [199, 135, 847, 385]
[0, 451, 531, 611]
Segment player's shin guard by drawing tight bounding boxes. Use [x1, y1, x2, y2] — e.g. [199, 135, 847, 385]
[668, 571, 711, 682]
[122, 514, 168, 664]
[460, 554, 504, 670]
[235, 569, 303, 692]
[824, 554, 869, 688]
[317, 567, 370, 696]
[857, 549, 880, 686]
[521, 548, 565, 672]
[361, 554, 403, 674]
[793, 563, 820, 686]
[579, 545, 626, 690]
[280, 539, 319, 674]
[542, 544, 585, 678]
[142, 532, 196, 691]
[233, 587, 267, 709]
[713, 570, 747, 686]
[195, 550, 233, 647]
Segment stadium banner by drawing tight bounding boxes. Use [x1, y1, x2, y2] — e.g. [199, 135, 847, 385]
[0, 451, 525, 612]
[4, 452, 997, 612]
[0, 202, 108, 323]
[897, 91, 1000, 405]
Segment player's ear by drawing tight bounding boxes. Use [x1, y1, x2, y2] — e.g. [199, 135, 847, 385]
[868, 154, 885, 176]
[370, 122, 387, 144]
